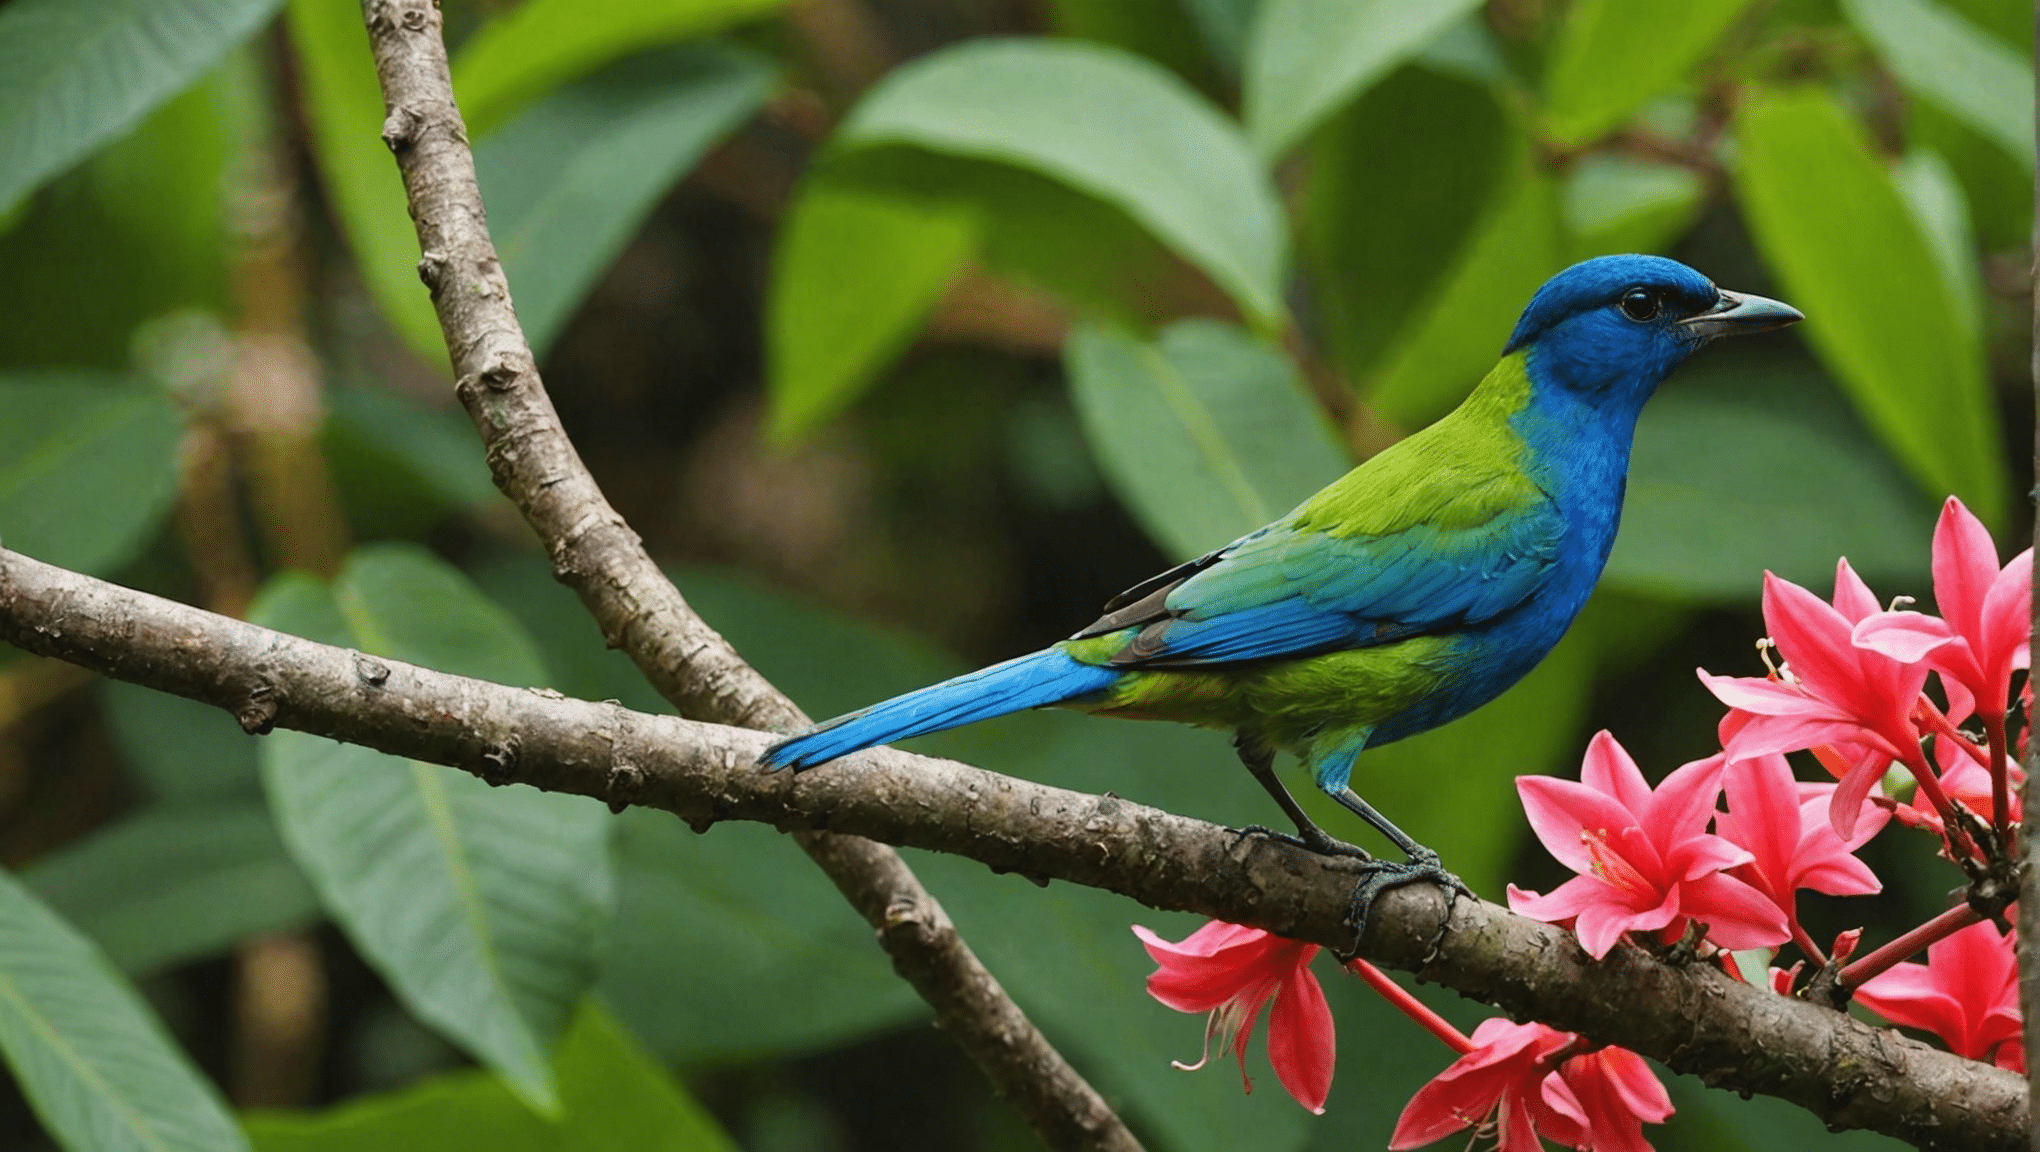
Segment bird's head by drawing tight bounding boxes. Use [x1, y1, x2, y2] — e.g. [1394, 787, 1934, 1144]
[1504, 254, 1802, 410]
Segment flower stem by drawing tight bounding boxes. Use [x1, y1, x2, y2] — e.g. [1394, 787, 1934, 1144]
[1346, 959, 1471, 1054]
[1898, 743, 1973, 860]
[1981, 710, 2011, 842]
[1837, 904, 1981, 989]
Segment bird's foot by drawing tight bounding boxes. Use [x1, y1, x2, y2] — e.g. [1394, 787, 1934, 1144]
[1229, 823, 1374, 861]
[1347, 847, 1463, 944]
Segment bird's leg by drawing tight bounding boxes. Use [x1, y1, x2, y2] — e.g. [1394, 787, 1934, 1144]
[1331, 787, 1467, 930]
[1229, 734, 1372, 860]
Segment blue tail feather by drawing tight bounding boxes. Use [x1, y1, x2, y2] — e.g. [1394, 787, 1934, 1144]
[759, 648, 1120, 771]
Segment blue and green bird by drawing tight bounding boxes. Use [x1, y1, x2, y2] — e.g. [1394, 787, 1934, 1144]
[762, 255, 1801, 907]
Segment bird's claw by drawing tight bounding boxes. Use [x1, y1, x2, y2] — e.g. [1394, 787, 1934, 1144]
[1347, 852, 1462, 945]
[1229, 823, 1374, 861]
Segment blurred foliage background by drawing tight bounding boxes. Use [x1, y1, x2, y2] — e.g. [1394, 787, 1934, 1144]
[0, 0, 2030, 1148]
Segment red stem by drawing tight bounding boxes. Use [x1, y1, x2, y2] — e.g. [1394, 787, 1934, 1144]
[1897, 742, 1974, 861]
[1347, 958, 1471, 1054]
[1982, 709, 2011, 841]
[1837, 904, 1982, 989]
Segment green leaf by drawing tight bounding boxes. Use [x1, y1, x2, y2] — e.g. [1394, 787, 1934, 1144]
[0, 371, 180, 576]
[451, 0, 783, 137]
[1303, 64, 1513, 385]
[1046, 0, 1229, 88]
[102, 679, 261, 803]
[1065, 320, 1348, 562]
[251, 546, 614, 1112]
[1181, 0, 1260, 75]
[765, 182, 975, 440]
[1366, 173, 1567, 429]
[0, 867, 247, 1152]
[825, 147, 1186, 325]
[1607, 355, 1936, 601]
[598, 812, 926, 1061]
[25, 802, 319, 975]
[286, 0, 443, 362]
[0, 0, 280, 215]
[1540, 0, 1755, 147]
[1843, 0, 2034, 172]
[1561, 154, 1704, 261]
[1733, 87, 2005, 527]
[246, 1002, 738, 1152]
[835, 38, 1289, 329]
[323, 383, 501, 539]
[1240, 0, 1483, 159]
[1892, 149, 1983, 336]
[477, 44, 775, 360]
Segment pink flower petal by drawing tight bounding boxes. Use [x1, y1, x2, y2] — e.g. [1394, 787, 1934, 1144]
[1266, 964, 1334, 1113]
[1852, 611, 1957, 664]
[1516, 776, 1638, 875]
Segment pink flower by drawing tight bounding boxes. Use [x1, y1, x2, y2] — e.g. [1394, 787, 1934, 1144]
[1558, 1046, 1675, 1152]
[1509, 733, 1788, 960]
[1389, 1019, 1587, 1151]
[1715, 754, 1884, 928]
[1700, 565, 1933, 838]
[1854, 919, 2023, 1073]
[1132, 920, 1334, 1112]
[1853, 497, 2031, 725]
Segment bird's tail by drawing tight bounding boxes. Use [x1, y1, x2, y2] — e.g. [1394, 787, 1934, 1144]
[759, 647, 1120, 771]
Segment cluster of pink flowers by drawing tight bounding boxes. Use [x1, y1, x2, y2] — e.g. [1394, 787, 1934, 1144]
[1131, 498, 2029, 1147]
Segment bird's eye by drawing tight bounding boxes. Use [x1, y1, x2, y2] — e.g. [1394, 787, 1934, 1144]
[1618, 287, 1660, 323]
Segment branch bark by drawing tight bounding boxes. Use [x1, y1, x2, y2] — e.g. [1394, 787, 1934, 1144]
[353, 3, 1134, 1147]
[0, 549, 2020, 1152]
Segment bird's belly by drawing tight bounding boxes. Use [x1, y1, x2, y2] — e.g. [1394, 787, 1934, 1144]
[1075, 633, 1464, 742]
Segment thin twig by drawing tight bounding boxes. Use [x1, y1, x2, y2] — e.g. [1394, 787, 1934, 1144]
[351, 4, 1135, 1147]
[0, 549, 2022, 1152]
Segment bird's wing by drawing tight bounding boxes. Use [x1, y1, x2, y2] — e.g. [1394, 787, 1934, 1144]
[1072, 447, 1564, 668]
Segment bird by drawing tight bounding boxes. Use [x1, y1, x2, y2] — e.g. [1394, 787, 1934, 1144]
[761, 254, 1802, 918]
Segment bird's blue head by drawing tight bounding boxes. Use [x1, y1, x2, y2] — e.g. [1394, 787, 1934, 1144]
[1504, 254, 1801, 416]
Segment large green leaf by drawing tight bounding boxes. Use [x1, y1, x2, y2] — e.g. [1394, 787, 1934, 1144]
[251, 546, 613, 1112]
[25, 802, 319, 975]
[765, 182, 975, 441]
[323, 382, 502, 539]
[1733, 87, 2005, 527]
[451, 0, 782, 136]
[477, 44, 774, 360]
[1561, 154, 1704, 261]
[1843, 0, 2033, 172]
[102, 679, 261, 802]
[245, 1002, 738, 1152]
[1540, 0, 1755, 147]
[1240, 0, 1482, 159]
[1065, 320, 1348, 562]
[824, 146, 1189, 326]
[0, 0, 280, 214]
[1303, 64, 1513, 386]
[1366, 174, 1567, 429]
[0, 868, 247, 1152]
[835, 38, 1289, 330]
[1892, 149, 1982, 336]
[286, 0, 442, 361]
[598, 812, 926, 1061]
[0, 371, 180, 576]
[0, 56, 248, 366]
[1607, 355, 1936, 602]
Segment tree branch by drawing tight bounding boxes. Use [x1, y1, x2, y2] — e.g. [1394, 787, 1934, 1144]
[0, 549, 2020, 1151]
[352, 2, 1135, 1147]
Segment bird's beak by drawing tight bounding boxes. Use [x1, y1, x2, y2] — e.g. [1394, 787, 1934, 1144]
[1678, 288, 1804, 340]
